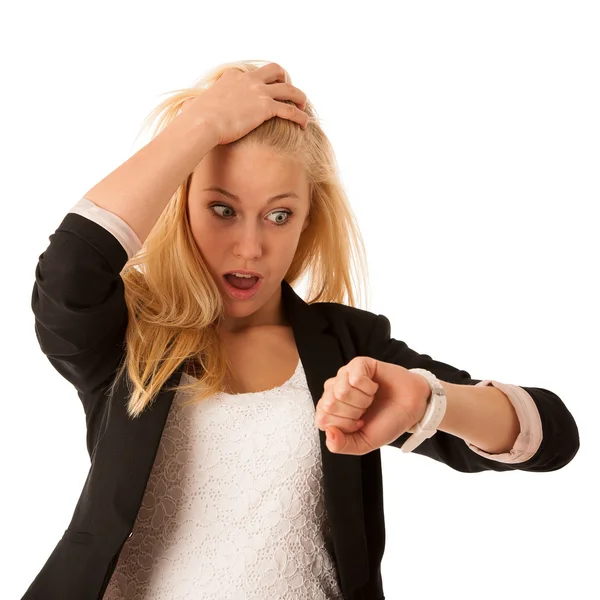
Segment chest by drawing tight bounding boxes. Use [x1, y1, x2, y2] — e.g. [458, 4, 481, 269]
[187, 325, 300, 395]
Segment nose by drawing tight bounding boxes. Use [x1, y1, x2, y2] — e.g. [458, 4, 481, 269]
[233, 223, 263, 260]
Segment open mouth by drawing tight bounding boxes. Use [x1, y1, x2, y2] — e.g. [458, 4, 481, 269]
[224, 273, 260, 290]
[222, 274, 262, 299]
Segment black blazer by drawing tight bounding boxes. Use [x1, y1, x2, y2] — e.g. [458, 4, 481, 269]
[22, 212, 580, 600]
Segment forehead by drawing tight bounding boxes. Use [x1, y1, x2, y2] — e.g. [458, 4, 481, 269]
[195, 143, 308, 192]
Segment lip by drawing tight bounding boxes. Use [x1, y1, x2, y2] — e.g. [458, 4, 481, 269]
[222, 273, 263, 300]
[223, 269, 263, 278]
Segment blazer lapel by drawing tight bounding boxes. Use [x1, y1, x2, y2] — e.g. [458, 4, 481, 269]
[281, 280, 369, 597]
[88, 279, 369, 599]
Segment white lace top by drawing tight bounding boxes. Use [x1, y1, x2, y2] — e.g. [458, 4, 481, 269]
[102, 357, 344, 600]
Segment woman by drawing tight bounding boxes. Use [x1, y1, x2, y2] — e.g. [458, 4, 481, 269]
[23, 60, 579, 600]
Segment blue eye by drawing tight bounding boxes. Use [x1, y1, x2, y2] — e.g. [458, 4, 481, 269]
[208, 204, 294, 227]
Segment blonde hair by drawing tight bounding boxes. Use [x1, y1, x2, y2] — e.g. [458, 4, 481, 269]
[109, 59, 370, 418]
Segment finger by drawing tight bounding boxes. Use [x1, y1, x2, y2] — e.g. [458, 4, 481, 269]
[317, 385, 365, 423]
[318, 411, 365, 434]
[266, 81, 307, 110]
[258, 62, 289, 84]
[347, 366, 379, 396]
[325, 371, 373, 411]
[345, 358, 379, 394]
[326, 426, 372, 456]
[269, 97, 309, 129]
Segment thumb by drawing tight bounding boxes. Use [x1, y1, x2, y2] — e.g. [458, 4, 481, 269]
[326, 427, 338, 447]
[326, 426, 350, 453]
[326, 425, 371, 456]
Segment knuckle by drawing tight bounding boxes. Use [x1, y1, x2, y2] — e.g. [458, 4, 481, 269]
[271, 62, 284, 77]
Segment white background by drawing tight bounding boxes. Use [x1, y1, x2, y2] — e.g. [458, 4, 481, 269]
[1, 1, 598, 598]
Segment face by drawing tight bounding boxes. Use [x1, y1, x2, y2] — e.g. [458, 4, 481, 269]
[187, 143, 311, 333]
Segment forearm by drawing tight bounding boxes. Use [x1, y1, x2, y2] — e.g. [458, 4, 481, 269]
[436, 381, 521, 454]
[84, 111, 218, 246]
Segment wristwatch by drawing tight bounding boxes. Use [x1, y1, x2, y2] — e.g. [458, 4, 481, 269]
[400, 368, 448, 453]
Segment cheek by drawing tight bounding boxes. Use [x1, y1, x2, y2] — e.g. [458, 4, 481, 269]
[188, 213, 219, 259]
[192, 227, 221, 258]
[187, 202, 204, 231]
[189, 206, 213, 238]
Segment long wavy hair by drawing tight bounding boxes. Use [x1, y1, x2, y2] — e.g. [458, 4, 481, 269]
[109, 59, 370, 418]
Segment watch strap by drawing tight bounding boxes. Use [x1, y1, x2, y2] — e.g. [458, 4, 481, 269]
[400, 368, 447, 453]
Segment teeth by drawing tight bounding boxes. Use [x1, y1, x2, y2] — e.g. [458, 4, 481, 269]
[230, 272, 254, 278]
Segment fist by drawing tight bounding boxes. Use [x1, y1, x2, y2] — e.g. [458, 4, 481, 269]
[314, 357, 431, 455]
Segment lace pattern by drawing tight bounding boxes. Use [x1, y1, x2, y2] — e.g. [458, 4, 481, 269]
[102, 358, 344, 599]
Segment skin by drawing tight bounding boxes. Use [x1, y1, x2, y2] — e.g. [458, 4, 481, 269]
[187, 142, 311, 335]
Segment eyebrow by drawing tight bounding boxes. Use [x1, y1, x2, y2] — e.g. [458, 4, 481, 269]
[203, 186, 300, 204]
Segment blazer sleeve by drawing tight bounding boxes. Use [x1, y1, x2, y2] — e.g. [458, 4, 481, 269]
[30, 199, 139, 416]
[365, 313, 580, 473]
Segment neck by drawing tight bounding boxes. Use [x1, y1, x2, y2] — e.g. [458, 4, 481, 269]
[217, 284, 289, 334]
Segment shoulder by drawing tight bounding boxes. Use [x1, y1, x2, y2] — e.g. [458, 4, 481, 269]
[311, 300, 378, 326]
[309, 301, 382, 348]
[308, 301, 404, 362]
